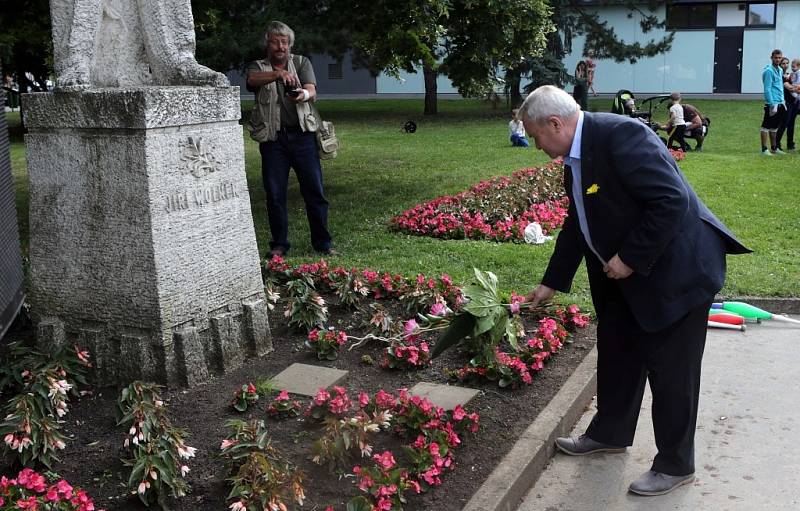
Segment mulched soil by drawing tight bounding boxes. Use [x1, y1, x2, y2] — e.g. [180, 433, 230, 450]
[2, 297, 596, 511]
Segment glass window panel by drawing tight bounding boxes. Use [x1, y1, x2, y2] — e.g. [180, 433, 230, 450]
[691, 4, 716, 27]
[667, 5, 691, 29]
[748, 3, 775, 26]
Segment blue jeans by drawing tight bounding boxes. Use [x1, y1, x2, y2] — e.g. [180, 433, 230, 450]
[510, 134, 529, 147]
[259, 130, 331, 253]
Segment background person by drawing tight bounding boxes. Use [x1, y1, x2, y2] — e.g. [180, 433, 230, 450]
[775, 56, 798, 151]
[682, 103, 709, 151]
[786, 58, 800, 151]
[585, 51, 597, 96]
[760, 49, 787, 155]
[246, 20, 336, 257]
[520, 85, 750, 497]
[665, 92, 690, 152]
[572, 60, 589, 111]
[509, 108, 530, 147]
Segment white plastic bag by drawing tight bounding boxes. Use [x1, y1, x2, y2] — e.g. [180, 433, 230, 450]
[523, 222, 553, 245]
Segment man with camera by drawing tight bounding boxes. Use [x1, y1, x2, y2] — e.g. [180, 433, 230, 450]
[246, 20, 336, 257]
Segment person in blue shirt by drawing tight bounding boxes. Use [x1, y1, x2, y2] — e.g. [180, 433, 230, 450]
[760, 49, 787, 155]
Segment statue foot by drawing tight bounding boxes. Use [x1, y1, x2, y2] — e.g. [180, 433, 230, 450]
[56, 70, 91, 90]
[175, 61, 230, 87]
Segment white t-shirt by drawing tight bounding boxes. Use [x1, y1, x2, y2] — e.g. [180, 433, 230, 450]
[669, 103, 686, 126]
[509, 119, 526, 137]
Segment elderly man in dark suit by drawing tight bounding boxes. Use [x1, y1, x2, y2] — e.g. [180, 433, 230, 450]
[522, 85, 750, 496]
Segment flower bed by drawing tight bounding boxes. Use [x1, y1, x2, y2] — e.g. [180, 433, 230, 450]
[1, 259, 595, 511]
[389, 162, 569, 242]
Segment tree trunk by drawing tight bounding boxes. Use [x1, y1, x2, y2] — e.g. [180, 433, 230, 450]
[423, 63, 438, 115]
[507, 70, 522, 107]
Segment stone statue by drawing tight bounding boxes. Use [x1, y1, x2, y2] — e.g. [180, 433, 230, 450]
[50, 0, 229, 88]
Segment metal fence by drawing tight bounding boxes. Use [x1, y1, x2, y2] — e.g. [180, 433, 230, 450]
[0, 78, 26, 340]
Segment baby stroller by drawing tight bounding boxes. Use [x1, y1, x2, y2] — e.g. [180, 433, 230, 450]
[611, 90, 669, 133]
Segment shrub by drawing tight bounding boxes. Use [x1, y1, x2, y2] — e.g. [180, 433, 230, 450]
[116, 382, 195, 506]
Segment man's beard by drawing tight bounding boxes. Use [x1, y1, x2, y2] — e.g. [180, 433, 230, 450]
[268, 50, 290, 66]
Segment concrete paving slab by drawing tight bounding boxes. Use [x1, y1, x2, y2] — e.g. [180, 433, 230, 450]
[269, 363, 348, 396]
[408, 382, 480, 411]
[517, 318, 800, 511]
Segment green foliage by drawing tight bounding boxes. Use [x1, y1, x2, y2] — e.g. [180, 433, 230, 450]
[0, 342, 90, 468]
[231, 383, 260, 412]
[284, 277, 329, 332]
[0, 0, 53, 93]
[511, 0, 673, 100]
[116, 381, 194, 506]
[432, 269, 520, 361]
[220, 419, 306, 511]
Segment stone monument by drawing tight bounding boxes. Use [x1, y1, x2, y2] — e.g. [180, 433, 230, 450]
[23, 0, 271, 387]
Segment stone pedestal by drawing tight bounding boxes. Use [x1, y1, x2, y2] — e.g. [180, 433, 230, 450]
[23, 86, 271, 387]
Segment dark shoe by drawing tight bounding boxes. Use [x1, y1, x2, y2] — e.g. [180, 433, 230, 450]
[629, 470, 695, 496]
[555, 434, 626, 456]
[317, 247, 340, 256]
[268, 247, 287, 258]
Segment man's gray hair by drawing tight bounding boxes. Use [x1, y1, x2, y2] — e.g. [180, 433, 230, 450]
[520, 85, 580, 124]
[264, 21, 295, 48]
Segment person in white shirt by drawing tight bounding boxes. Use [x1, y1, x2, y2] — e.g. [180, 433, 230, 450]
[665, 92, 691, 152]
[509, 108, 530, 147]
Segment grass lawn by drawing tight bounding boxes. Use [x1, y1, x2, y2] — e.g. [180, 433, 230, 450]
[6, 97, 799, 309]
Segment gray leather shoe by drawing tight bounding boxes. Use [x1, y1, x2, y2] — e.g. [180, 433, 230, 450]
[628, 470, 695, 496]
[555, 434, 626, 456]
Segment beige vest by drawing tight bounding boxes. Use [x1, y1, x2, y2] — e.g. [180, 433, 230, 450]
[247, 55, 318, 142]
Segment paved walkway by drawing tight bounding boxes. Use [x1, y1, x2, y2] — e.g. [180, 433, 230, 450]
[518, 317, 800, 511]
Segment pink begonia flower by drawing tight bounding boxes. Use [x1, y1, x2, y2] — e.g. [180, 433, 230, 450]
[357, 474, 374, 491]
[429, 302, 446, 316]
[16, 496, 38, 509]
[452, 405, 466, 421]
[404, 319, 419, 336]
[229, 501, 247, 511]
[246, 383, 257, 394]
[46, 487, 60, 501]
[314, 388, 330, 405]
[358, 392, 370, 408]
[376, 497, 393, 511]
[373, 451, 396, 470]
[510, 301, 521, 314]
[56, 479, 73, 498]
[277, 390, 290, 401]
[220, 439, 238, 450]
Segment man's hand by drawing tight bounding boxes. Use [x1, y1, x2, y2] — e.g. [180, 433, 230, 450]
[769, 104, 778, 116]
[276, 69, 300, 88]
[603, 254, 634, 279]
[525, 285, 556, 307]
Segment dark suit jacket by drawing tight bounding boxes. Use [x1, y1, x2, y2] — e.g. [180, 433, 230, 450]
[542, 112, 750, 333]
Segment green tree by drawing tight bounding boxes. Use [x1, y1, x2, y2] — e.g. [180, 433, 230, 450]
[505, 0, 673, 106]
[0, 0, 52, 93]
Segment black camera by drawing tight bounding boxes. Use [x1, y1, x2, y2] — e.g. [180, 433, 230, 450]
[284, 88, 303, 98]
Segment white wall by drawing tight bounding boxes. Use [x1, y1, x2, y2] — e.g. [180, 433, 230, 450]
[376, 70, 458, 94]
[742, 1, 800, 93]
[565, 5, 716, 94]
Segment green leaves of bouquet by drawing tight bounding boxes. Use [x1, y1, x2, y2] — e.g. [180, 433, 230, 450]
[432, 269, 521, 360]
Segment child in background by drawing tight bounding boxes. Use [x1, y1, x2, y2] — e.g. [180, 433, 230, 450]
[665, 92, 691, 152]
[585, 52, 597, 96]
[509, 109, 529, 147]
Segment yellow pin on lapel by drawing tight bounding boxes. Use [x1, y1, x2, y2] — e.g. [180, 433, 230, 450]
[586, 183, 600, 195]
